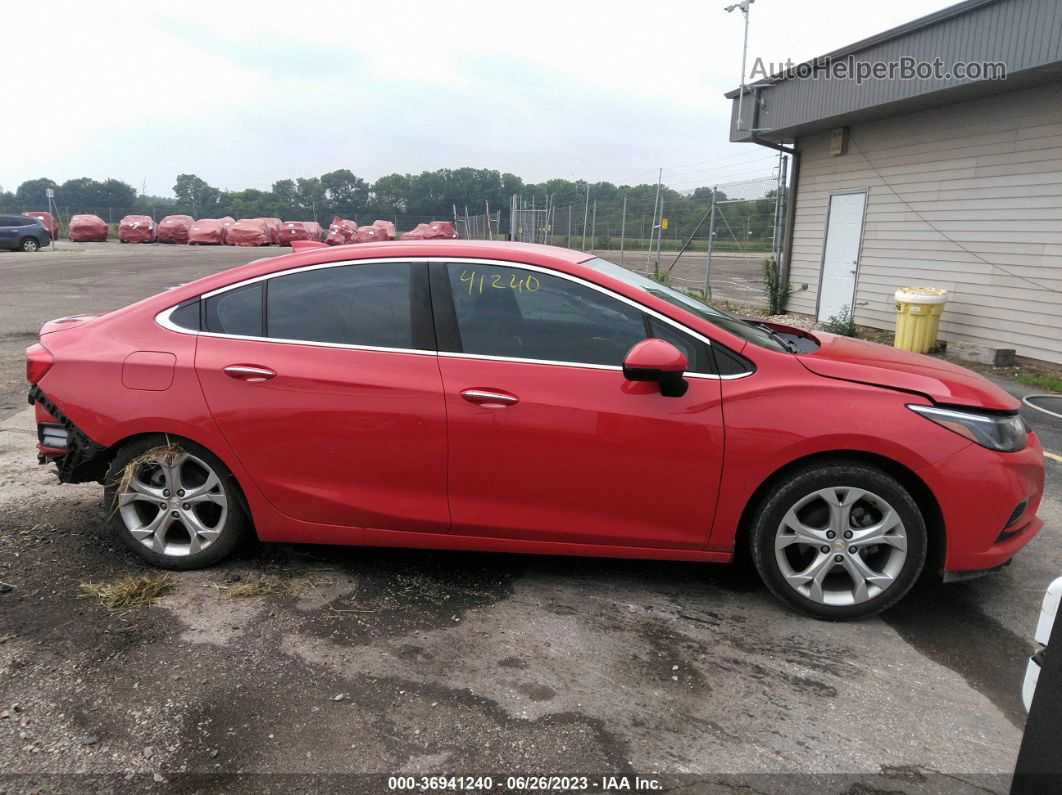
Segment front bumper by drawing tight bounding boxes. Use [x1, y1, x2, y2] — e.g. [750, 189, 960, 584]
[918, 433, 1045, 572]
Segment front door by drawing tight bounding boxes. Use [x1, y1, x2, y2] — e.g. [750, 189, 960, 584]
[194, 260, 450, 533]
[434, 261, 725, 550]
[818, 191, 866, 322]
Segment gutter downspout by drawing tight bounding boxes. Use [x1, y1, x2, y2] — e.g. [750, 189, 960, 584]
[749, 136, 799, 292]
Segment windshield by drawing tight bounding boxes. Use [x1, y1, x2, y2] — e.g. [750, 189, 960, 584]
[582, 257, 787, 352]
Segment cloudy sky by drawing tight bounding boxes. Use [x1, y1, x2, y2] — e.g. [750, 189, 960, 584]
[5, 0, 956, 196]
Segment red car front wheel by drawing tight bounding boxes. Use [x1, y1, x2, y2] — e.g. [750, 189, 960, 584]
[750, 462, 927, 620]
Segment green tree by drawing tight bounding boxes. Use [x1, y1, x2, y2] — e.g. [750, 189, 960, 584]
[371, 173, 413, 214]
[173, 174, 220, 217]
[320, 169, 369, 216]
[58, 178, 98, 210]
[271, 179, 298, 216]
[294, 177, 326, 219]
[221, 188, 274, 219]
[96, 179, 137, 209]
[15, 178, 58, 209]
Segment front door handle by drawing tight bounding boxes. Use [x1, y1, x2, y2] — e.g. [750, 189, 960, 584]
[460, 388, 519, 407]
[223, 364, 276, 382]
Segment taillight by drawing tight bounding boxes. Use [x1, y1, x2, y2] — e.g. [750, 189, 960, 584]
[26, 343, 54, 384]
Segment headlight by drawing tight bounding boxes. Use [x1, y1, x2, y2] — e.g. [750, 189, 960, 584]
[908, 404, 1028, 452]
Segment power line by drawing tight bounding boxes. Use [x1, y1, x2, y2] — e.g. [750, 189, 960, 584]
[848, 135, 1062, 296]
[612, 149, 780, 186]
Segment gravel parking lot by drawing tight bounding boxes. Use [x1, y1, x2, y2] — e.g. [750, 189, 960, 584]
[1, 243, 1060, 791]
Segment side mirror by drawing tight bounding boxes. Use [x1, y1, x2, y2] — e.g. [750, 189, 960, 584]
[623, 339, 688, 397]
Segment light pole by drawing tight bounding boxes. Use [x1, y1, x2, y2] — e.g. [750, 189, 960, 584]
[725, 0, 755, 132]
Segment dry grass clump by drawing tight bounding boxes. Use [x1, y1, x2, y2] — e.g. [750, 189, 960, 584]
[79, 574, 173, 611]
[112, 443, 183, 498]
[207, 576, 303, 600]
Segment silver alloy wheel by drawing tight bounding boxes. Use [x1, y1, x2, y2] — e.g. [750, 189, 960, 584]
[23, 239, 38, 252]
[117, 451, 228, 557]
[774, 486, 908, 606]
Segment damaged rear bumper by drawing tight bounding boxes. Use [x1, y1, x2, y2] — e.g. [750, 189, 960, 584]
[27, 385, 109, 483]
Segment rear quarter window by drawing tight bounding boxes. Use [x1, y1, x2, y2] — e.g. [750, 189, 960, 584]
[204, 284, 263, 337]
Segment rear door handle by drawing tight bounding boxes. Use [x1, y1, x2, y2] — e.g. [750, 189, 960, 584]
[223, 364, 276, 382]
[460, 388, 519, 407]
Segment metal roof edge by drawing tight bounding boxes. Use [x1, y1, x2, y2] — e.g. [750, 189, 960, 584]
[723, 0, 1000, 98]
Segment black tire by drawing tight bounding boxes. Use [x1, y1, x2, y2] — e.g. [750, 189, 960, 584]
[104, 434, 248, 570]
[19, 237, 39, 253]
[749, 462, 927, 620]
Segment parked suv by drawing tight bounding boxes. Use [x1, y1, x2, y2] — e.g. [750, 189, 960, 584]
[0, 214, 50, 252]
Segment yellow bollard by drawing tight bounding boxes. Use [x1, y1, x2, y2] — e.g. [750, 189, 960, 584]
[894, 287, 947, 354]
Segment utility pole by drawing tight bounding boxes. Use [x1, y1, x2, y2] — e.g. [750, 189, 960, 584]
[619, 193, 627, 267]
[654, 197, 665, 271]
[704, 186, 718, 298]
[590, 200, 597, 252]
[567, 205, 572, 247]
[646, 167, 662, 272]
[581, 185, 590, 251]
[775, 153, 788, 265]
[725, 0, 755, 132]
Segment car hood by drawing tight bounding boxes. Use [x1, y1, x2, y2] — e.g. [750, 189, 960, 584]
[797, 332, 1019, 411]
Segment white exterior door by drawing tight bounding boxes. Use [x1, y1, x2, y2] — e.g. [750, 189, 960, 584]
[818, 191, 866, 321]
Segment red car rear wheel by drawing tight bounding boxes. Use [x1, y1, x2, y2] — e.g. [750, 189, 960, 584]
[104, 435, 247, 569]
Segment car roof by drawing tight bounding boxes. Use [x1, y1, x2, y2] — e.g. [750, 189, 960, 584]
[300, 239, 591, 265]
[168, 240, 591, 298]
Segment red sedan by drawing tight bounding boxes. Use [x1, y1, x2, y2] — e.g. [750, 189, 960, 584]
[24, 241, 1044, 619]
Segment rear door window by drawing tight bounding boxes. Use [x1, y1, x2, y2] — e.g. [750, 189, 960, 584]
[266, 263, 414, 349]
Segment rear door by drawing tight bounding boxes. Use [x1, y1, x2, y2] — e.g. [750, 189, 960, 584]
[432, 260, 725, 550]
[0, 216, 18, 248]
[193, 259, 450, 532]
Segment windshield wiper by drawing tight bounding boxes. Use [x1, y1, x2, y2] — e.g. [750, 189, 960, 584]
[749, 321, 798, 353]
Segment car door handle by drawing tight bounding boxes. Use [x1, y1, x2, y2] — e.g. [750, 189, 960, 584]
[460, 389, 519, 407]
[223, 365, 276, 382]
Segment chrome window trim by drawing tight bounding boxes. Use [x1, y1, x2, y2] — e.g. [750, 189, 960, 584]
[435, 257, 714, 347]
[155, 305, 435, 357]
[199, 256, 428, 299]
[154, 255, 754, 379]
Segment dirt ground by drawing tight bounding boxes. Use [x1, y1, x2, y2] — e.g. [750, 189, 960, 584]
[1, 242, 1061, 792]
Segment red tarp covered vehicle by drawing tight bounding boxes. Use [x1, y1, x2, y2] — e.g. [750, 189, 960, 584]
[219, 216, 235, 242]
[119, 215, 157, 244]
[256, 217, 281, 245]
[227, 219, 271, 247]
[326, 216, 358, 245]
[69, 214, 108, 242]
[188, 219, 225, 245]
[278, 221, 324, 245]
[371, 219, 396, 240]
[157, 215, 194, 244]
[400, 221, 458, 240]
[23, 212, 58, 239]
[353, 224, 390, 243]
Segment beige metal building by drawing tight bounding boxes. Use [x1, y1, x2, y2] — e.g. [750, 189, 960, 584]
[727, 0, 1062, 363]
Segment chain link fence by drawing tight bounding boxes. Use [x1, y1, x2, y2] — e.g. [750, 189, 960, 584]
[502, 165, 789, 308]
